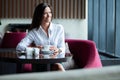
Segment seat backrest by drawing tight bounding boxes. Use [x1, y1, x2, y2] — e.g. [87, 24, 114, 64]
[65, 39, 102, 68]
[1, 32, 26, 48]
[0, 32, 31, 72]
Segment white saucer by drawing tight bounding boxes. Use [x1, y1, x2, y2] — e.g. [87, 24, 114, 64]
[41, 50, 53, 54]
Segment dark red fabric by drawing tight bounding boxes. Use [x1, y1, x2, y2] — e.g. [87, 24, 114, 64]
[65, 39, 102, 68]
[0, 32, 32, 72]
[1, 32, 26, 48]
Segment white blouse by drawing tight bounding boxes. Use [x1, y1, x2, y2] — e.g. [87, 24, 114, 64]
[16, 23, 65, 58]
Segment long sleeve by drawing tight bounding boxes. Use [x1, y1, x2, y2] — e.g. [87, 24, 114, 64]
[16, 31, 34, 52]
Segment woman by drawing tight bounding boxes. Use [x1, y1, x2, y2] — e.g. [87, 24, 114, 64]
[16, 3, 65, 71]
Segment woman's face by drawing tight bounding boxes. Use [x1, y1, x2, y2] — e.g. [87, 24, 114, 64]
[42, 7, 52, 24]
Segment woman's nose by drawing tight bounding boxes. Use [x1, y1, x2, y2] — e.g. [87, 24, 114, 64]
[47, 13, 52, 17]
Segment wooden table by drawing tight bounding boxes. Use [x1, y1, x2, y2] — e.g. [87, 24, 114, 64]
[0, 50, 68, 73]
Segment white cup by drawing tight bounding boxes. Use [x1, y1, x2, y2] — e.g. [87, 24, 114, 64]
[43, 54, 50, 59]
[26, 47, 39, 59]
[42, 45, 50, 51]
[34, 48, 40, 59]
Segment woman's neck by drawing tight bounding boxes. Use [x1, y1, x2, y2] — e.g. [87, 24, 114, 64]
[41, 22, 50, 31]
[41, 22, 50, 37]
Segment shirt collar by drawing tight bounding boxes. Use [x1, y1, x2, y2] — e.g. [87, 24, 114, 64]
[49, 22, 53, 31]
[39, 22, 53, 31]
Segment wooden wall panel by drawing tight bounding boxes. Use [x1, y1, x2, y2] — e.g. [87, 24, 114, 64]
[0, 0, 1, 18]
[0, 0, 86, 19]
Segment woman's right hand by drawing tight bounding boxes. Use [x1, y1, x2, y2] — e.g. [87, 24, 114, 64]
[36, 45, 43, 50]
[36, 45, 43, 57]
[39, 54, 44, 59]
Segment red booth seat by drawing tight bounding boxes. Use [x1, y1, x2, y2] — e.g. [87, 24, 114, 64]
[0, 32, 26, 48]
[65, 39, 102, 69]
[0, 32, 102, 72]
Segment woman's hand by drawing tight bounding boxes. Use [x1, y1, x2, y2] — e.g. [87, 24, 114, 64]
[39, 54, 44, 58]
[49, 46, 60, 58]
[36, 45, 43, 50]
[36, 45, 61, 58]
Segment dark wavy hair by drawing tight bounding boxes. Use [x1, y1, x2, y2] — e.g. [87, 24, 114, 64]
[29, 3, 52, 30]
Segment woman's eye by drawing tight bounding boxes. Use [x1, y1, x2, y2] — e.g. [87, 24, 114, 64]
[44, 12, 52, 14]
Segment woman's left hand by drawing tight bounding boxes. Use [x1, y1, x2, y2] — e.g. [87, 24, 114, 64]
[49, 46, 59, 58]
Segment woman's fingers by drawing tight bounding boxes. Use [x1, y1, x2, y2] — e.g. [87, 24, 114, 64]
[50, 46, 58, 52]
[49, 46, 55, 50]
[36, 45, 43, 49]
[39, 54, 44, 58]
